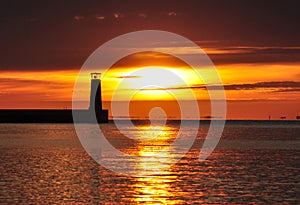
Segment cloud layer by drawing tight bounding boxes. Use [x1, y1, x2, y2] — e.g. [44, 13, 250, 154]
[138, 81, 300, 93]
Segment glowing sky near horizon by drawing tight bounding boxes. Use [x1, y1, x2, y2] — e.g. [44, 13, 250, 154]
[0, 52, 299, 119]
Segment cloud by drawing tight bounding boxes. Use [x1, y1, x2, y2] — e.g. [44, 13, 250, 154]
[113, 13, 124, 19]
[168, 11, 177, 16]
[194, 81, 300, 92]
[204, 46, 300, 55]
[74, 16, 85, 21]
[1, 35, 299, 70]
[0, 77, 70, 91]
[272, 88, 300, 93]
[0, 72, 75, 104]
[222, 81, 300, 90]
[168, 11, 180, 16]
[113, 75, 141, 79]
[95, 16, 105, 20]
[203, 46, 300, 64]
[116, 42, 300, 65]
[136, 81, 300, 92]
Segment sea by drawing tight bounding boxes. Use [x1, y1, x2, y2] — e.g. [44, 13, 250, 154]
[0, 120, 299, 204]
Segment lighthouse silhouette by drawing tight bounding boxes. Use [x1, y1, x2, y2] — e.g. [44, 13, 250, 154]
[89, 72, 108, 123]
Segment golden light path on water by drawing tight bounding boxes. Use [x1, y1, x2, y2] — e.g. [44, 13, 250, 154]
[128, 123, 186, 204]
[94, 120, 193, 203]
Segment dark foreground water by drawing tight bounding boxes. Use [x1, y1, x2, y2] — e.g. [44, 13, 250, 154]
[0, 121, 299, 204]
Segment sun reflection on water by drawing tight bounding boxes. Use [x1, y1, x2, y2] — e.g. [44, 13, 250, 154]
[130, 123, 185, 204]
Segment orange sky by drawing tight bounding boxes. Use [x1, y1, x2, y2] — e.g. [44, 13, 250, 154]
[0, 50, 299, 120]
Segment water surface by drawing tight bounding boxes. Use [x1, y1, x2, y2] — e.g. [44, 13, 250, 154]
[0, 121, 299, 204]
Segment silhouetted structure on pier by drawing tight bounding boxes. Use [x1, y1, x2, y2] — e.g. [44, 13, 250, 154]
[0, 73, 108, 123]
[88, 72, 108, 123]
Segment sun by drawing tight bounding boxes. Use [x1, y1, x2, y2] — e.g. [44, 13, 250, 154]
[126, 67, 184, 89]
[103, 66, 203, 101]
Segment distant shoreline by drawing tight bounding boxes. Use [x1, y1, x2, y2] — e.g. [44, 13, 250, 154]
[0, 109, 299, 123]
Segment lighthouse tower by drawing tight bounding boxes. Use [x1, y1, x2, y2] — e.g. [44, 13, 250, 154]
[89, 72, 108, 123]
[89, 72, 102, 112]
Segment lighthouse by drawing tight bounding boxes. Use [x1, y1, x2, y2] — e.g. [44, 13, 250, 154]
[89, 72, 108, 123]
[89, 72, 103, 111]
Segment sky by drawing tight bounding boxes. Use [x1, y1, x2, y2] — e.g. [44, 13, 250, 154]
[0, 0, 299, 119]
